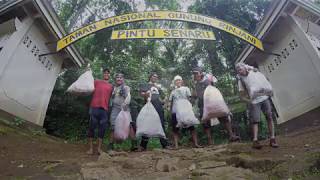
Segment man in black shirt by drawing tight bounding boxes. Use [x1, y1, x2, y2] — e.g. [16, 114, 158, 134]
[139, 72, 170, 150]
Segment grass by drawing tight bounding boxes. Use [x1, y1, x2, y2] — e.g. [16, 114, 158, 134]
[0, 125, 11, 135]
[229, 101, 247, 113]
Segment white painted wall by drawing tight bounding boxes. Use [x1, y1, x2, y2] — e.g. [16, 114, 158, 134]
[293, 15, 320, 63]
[0, 17, 63, 126]
[257, 15, 320, 124]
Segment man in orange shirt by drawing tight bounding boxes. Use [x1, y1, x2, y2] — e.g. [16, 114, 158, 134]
[87, 68, 113, 155]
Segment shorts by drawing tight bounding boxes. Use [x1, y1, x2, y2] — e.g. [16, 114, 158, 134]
[198, 98, 204, 120]
[249, 99, 272, 124]
[171, 113, 195, 133]
[88, 107, 108, 138]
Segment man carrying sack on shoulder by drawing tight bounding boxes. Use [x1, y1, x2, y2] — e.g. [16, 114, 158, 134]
[236, 63, 279, 149]
[192, 67, 239, 145]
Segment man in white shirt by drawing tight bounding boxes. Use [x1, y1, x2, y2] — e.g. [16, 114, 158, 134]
[236, 63, 279, 149]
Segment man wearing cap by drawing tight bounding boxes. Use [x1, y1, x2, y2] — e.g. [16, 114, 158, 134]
[139, 72, 170, 150]
[192, 67, 240, 145]
[107, 73, 137, 151]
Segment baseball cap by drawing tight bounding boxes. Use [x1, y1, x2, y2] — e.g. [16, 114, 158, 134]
[192, 67, 203, 74]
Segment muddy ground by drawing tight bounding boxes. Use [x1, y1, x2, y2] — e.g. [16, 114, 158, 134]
[0, 121, 320, 180]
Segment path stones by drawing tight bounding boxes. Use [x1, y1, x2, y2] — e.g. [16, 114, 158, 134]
[81, 167, 122, 180]
[198, 161, 227, 169]
[155, 157, 180, 172]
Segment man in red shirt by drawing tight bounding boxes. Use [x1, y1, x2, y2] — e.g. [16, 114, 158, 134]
[87, 68, 113, 155]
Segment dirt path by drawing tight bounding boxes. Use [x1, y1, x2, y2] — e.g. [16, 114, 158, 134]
[0, 123, 95, 179]
[1, 122, 320, 180]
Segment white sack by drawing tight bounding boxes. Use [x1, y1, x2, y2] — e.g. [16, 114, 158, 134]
[67, 70, 94, 94]
[243, 71, 273, 100]
[136, 101, 166, 138]
[175, 99, 200, 128]
[114, 110, 132, 141]
[202, 86, 230, 121]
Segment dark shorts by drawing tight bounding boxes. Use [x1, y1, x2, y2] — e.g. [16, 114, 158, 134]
[171, 113, 195, 133]
[130, 121, 136, 131]
[88, 107, 108, 138]
[198, 98, 204, 120]
[249, 99, 272, 124]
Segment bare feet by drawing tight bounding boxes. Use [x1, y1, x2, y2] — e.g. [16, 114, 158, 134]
[86, 149, 94, 155]
[174, 143, 179, 150]
[229, 135, 240, 142]
[136, 146, 146, 152]
[97, 148, 104, 155]
[163, 146, 175, 150]
[252, 140, 262, 149]
[193, 144, 203, 148]
[270, 138, 279, 148]
[130, 147, 139, 152]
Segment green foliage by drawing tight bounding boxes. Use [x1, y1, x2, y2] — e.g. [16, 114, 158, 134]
[44, 68, 90, 141]
[45, 0, 273, 148]
[13, 117, 25, 127]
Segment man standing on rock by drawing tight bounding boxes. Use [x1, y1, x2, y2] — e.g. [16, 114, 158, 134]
[87, 68, 113, 155]
[236, 63, 279, 149]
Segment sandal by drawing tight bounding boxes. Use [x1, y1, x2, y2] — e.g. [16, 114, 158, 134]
[193, 144, 203, 148]
[229, 135, 240, 142]
[252, 140, 262, 149]
[270, 138, 279, 148]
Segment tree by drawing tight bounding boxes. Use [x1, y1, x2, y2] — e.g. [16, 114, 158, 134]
[45, 0, 271, 144]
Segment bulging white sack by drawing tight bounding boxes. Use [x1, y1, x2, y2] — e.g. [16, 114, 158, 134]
[244, 71, 273, 100]
[67, 70, 94, 94]
[114, 110, 132, 141]
[175, 99, 200, 128]
[202, 86, 230, 121]
[136, 101, 166, 138]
